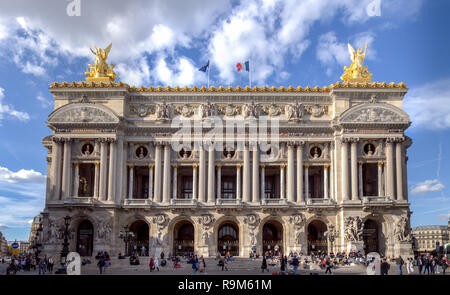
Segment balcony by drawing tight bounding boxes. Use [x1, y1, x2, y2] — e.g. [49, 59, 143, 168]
[215, 198, 242, 206]
[362, 196, 393, 205]
[306, 198, 335, 206]
[123, 198, 152, 208]
[170, 198, 197, 206]
[261, 198, 288, 206]
[64, 197, 95, 206]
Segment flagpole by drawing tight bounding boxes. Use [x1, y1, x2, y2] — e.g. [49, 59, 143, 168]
[208, 62, 210, 88]
[249, 59, 251, 88]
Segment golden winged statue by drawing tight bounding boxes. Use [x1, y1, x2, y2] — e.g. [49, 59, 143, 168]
[85, 43, 117, 82]
[340, 43, 372, 83]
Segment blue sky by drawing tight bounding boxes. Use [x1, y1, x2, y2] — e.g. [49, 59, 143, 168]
[0, 0, 449, 241]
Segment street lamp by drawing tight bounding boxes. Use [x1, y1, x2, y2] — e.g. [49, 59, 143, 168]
[55, 215, 71, 274]
[119, 226, 134, 257]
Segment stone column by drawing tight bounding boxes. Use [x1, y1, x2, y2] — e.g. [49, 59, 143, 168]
[61, 139, 72, 200]
[243, 143, 251, 202]
[385, 139, 395, 199]
[341, 139, 350, 201]
[396, 140, 405, 201]
[107, 140, 117, 202]
[99, 140, 108, 201]
[350, 139, 359, 201]
[236, 164, 242, 200]
[297, 143, 304, 203]
[173, 165, 178, 199]
[323, 165, 328, 199]
[162, 143, 171, 203]
[115, 138, 124, 204]
[216, 165, 222, 200]
[330, 142, 334, 200]
[51, 139, 63, 201]
[192, 164, 198, 200]
[260, 165, 265, 200]
[148, 165, 154, 199]
[378, 162, 384, 197]
[73, 163, 79, 197]
[128, 165, 134, 199]
[280, 164, 285, 199]
[207, 147, 215, 203]
[304, 165, 309, 199]
[154, 143, 162, 203]
[252, 145, 260, 203]
[358, 162, 363, 198]
[287, 143, 295, 202]
[198, 145, 206, 202]
[94, 162, 99, 199]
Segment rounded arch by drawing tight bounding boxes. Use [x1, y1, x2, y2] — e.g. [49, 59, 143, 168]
[47, 102, 120, 125]
[76, 219, 94, 257]
[167, 216, 198, 257]
[338, 102, 410, 125]
[214, 216, 241, 257]
[128, 220, 150, 256]
[362, 214, 389, 256]
[306, 219, 328, 254]
[259, 216, 286, 256]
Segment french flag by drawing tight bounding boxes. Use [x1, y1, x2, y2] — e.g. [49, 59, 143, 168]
[236, 61, 249, 72]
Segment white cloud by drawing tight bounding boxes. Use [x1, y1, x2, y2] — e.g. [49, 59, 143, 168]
[404, 78, 450, 129]
[0, 166, 46, 184]
[36, 93, 52, 108]
[0, 195, 44, 228]
[0, 87, 30, 123]
[410, 179, 445, 195]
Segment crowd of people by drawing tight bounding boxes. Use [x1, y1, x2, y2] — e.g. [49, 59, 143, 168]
[3, 254, 54, 275]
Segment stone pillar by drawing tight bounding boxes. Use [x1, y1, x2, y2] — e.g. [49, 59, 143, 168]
[51, 139, 63, 201]
[162, 144, 171, 203]
[99, 140, 108, 201]
[107, 140, 116, 201]
[396, 140, 405, 201]
[358, 162, 363, 198]
[216, 165, 222, 200]
[287, 143, 295, 202]
[154, 144, 162, 203]
[350, 139, 359, 200]
[323, 165, 328, 199]
[280, 164, 285, 199]
[236, 164, 242, 200]
[73, 163, 79, 197]
[243, 143, 251, 202]
[330, 142, 334, 200]
[385, 139, 395, 199]
[341, 139, 350, 201]
[260, 165, 265, 200]
[297, 143, 304, 203]
[252, 146, 260, 203]
[94, 162, 99, 199]
[172, 165, 178, 199]
[198, 145, 206, 202]
[192, 164, 198, 200]
[378, 162, 384, 197]
[304, 165, 309, 199]
[128, 165, 133, 199]
[61, 139, 72, 200]
[148, 165, 154, 199]
[115, 138, 124, 204]
[207, 147, 215, 203]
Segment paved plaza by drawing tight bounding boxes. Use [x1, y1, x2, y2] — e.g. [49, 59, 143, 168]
[1, 257, 448, 276]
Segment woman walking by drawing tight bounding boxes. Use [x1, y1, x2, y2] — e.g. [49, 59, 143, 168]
[261, 257, 269, 273]
[154, 257, 160, 272]
[149, 256, 154, 272]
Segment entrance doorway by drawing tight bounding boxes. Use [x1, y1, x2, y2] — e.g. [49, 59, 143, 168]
[262, 221, 283, 255]
[129, 220, 149, 256]
[173, 221, 194, 256]
[76, 220, 94, 257]
[307, 220, 328, 254]
[363, 219, 379, 253]
[218, 222, 239, 256]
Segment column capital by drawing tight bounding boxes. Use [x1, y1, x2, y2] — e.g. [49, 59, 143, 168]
[260, 164, 265, 169]
[216, 165, 222, 170]
[172, 165, 179, 169]
[94, 162, 100, 167]
[280, 164, 286, 169]
[378, 161, 384, 168]
[73, 162, 80, 168]
[192, 164, 199, 169]
[128, 164, 134, 169]
[324, 164, 329, 170]
[148, 164, 154, 169]
[236, 164, 242, 169]
[350, 137, 360, 143]
[287, 141, 296, 147]
[386, 137, 403, 143]
[52, 137, 65, 143]
[341, 137, 351, 144]
[297, 140, 306, 147]
[304, 164, 309, 169]
[358, 162, 363, 168]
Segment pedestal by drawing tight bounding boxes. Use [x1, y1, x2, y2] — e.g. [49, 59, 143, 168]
[346, 241, 365, 254]
[394, 241, 414, 259]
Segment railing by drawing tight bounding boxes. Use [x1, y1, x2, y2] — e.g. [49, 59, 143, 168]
[171, 198, 197, 206]
[123, 199, 152, 206]
[362, 196, 393, 204]
[306, 198, 334, 205]
[261, 198, 287, 205]
[64, 197, 94, 205]
[215, 198, 242, 205]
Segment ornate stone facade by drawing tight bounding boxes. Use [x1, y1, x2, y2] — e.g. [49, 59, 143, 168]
[40, 81, 414, 259]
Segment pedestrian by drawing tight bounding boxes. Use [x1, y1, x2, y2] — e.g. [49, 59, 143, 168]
[441, 258, 448, 275]
[38, 259, 46, 275]
[154, 257, 160, 271]
[417, 256, 423, 275]
[97, 256, 105, 274]
[292, 256, 299, 275]
[141, 245, 146, 256]
[192, 257, 198, 275]
[280, 256, 286, 273]
[430, 257, 436, 274]
[149, 256, 154, 272]
[261, 257, 268, 273]
[325, 259, 332, 275]
[396, 256, 404, 275]
[380, 259, 390, 275]
[199, 256, 206, 273]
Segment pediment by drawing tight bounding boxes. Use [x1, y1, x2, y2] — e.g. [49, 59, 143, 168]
[339, 102, 410, 124]
[48, 103, 119, 124]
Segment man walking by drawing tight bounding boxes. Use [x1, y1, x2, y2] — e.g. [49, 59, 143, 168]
[38, 259, 46, 275]
[325, 258, 332, 275]
[417, 256, 423, 275]
[97, 256, 105, 274]
[292, 256, 299, 275]
[396, 256, 404, 275]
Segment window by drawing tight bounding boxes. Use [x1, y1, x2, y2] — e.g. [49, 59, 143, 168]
[181, 176, 193, 199]
[362, 163, 378, 196]
[222, 176, 236, 199]
[265, 175, 277, 199]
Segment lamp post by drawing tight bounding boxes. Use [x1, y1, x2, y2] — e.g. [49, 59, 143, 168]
[55, 215, 71, 274]
[119, 226, 134, 257]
